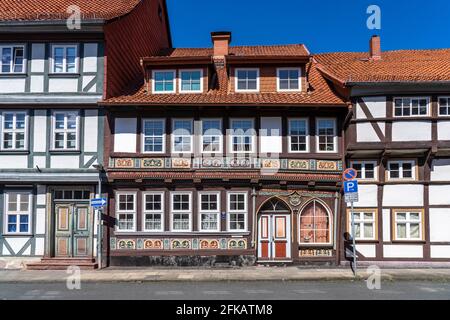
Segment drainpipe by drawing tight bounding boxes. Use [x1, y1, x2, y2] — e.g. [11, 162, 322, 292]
[251, 187, 257, 248]
[333, 191, 339, 251]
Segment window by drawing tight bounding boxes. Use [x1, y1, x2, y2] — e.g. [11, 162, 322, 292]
[348, 210, 377, 240]
[1, 111, 27, 150]
[52, 111, 79, 150]
[299, 200, 331, 244]
[350, 161, 377, 180]
[142, 119, 165, 153]
[439, 97, 450, 116]
[1, 45, 25, 73]
[230, 119, 255, 153]
[172, 119, 193, 153]
[179, 69, 202, 93]
[393, 210, 423, 241]
[199, 192, 220, 231]
[152, 70, 175, 93]
[288, 118, 308, 152]
[316, 118, 337, 152]
[4, 192, 31, 234]
[51, 45, 77, 73]
[201, 119, 222, 153]
[235, 68, 259, 92]
[116, 192, 136, 232]
[277, 68, 301, 92]
[171, 192, 191, 231]
[394, 97, 429, 117]
[227, 192, 247, 231]
[143, 192, 164, 232]
[387, 160, 416, 180]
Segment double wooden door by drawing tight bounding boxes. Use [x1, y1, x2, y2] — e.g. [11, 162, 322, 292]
[258, 214, 291, 261]
[54, 203, 92, 257]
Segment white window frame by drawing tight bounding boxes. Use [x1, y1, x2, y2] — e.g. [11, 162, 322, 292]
[393, 210, 424, 241]
[198, 191, 221, 232]
[276, 67, 302, 92]
[50, 44, 79, 74]
[288, 118, 309, 153]
[227, 191, 248, 232]
[115, 192, 137, 232]
[200, 118, 223, 154]
[235, 68, 260, 93]
[387, 160, 416, 180]
[0, 111, 28, 151]
[316, 118, 337, 153]
[3, 191, 32, 235]
[349, 160, 378, 181]
[179, 69, 203, 93]
[152, 69, 176, 94]
[142, 118, 165, 154]
[142, 191, 164, 232]
[51, 110, 80, 151]
[393, 97, 430, 117]
[348, 210, 377, 241]
[0, 44, 26, 74]
[171, 118, 193, 153]
[229, 118, 256, 154]
[170, 191, 192, 232]
[438, 96, 450, 116]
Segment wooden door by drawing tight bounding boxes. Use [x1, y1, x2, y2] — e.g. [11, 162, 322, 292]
[55, 204, 73, 257]
[258, 214, 291, 261]
[73, 204, 90, 257]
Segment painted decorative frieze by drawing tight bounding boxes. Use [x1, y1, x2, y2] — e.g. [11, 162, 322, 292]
[171, 239, 191, 249]
[261, 159, 281, 169]
[287, 159, 310, 170]
[228, 239, 247, 249]
[199, 239, 220, 249]
[144, 239, 163, 249]
[171, 158, 191, 169]
[299, 248, 333, 257]
[117, 239, 136, 249]
[141, 158, 165, 169]
[114, 158, 134, 168]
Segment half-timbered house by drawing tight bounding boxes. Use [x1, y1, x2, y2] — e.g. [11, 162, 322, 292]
[101, 32, 349, 266]
[317, 36, 450, 266]
[0, 0, 171, 269]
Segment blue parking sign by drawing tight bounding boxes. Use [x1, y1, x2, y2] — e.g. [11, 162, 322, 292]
[344, 180, 359, 194]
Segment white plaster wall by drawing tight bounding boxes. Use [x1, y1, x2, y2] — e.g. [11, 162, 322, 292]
[33, 109, 47, 152]
[429, 185, 450, 205]
[356, 244, 376, 258]
[356, 122, 385, 142]
[36, 185, 46, 205]
[114, 118, 137, 153]
[392, 121, 431, 141]
[0, 155, 28, 169]
[30, 75, 44, 93]
[35, 208, 46, 235]
[82, 75, 95, 92]
[33, 156, 46, 169]
[430, 158, 450, 181]
[84, 155, 98, 168]
[260, 117, 282, 153]
[383, 245, 423, 258]
[48, 78, 78, 93]
[430, 245, 450, 258]
[382, 209, 391, 242]
[83, 43, 98, 73]
[31, 43, 45, 73]
[382, 184, 424, 206]
[356, 96, 386, 119]
[0, 78, 26, 93]
[84, 109, 98, 152]
[346, 184, 378, 207]
[429, 208, 450, 242]
[34, 238, 45, 256]
[437, 121, 450, 141]
[4, 237, 30, 255]
[50, 155, 79, 168]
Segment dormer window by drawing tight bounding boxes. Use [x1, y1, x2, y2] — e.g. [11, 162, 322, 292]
[152, 70, 175, 93]
[235, 68, 259, 92]
[179, 69, 202, 93]
[277, 68, 301, 92]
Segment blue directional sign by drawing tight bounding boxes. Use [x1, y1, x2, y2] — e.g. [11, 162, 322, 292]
[90, 198, 107, 208]
[344, 180, 359, 194]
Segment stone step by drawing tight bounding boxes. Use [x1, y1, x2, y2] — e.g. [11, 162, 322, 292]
[26, 257, 98, 270]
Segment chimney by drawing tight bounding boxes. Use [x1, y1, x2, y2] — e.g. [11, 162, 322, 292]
[211, 31, 231, 57]
[369, 35, 381, 60]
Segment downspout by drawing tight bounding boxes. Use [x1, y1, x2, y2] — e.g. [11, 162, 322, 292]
[251, 187, 257, 248]
[333, 191, 339, 251]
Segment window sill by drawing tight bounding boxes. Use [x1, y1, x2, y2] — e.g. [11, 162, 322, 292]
[391, 240, 426, 244]
[2, 233, 33, 237]
[48, 73, 80, 78]
[0, 73, 27, 78]
[0, 150, 30, 155]
[49, 150, 81, 155]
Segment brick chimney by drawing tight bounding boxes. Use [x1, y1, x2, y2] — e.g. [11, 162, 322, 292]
[369, 35, 381, 60]
[211, 31, 231, 57]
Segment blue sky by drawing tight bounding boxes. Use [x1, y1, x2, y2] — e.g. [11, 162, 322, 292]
[166, 0, 450, 53]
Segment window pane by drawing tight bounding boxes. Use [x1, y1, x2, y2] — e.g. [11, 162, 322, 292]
[410, 223, 420, 238]
[13, 47, 24, 73]
[397, 223, 406, 238]
[66, 47, 76, 73]
[3, 113, 13, 129]
[2, 47, 12, 73]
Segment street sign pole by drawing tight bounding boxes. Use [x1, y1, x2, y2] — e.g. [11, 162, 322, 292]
[350, 201, 357, 277]
[97, 176, 102, 269]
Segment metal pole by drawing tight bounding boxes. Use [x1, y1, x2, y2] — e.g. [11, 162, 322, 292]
[350, 201, 357, 276]
[97, 174, 102, 269]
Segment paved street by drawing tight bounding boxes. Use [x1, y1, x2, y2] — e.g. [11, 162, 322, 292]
[0, 280, 449, 300]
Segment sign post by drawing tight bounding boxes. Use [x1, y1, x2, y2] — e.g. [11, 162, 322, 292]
[343, 168, 359, 277]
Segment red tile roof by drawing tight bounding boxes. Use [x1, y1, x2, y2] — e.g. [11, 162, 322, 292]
[315, 49, 450, 84]
[0, 0, 142, 21]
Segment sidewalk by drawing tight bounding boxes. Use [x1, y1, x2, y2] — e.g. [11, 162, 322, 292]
[1, 267, 450, 283]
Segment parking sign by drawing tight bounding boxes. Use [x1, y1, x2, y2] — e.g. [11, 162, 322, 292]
[344, 180, 359, 194]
